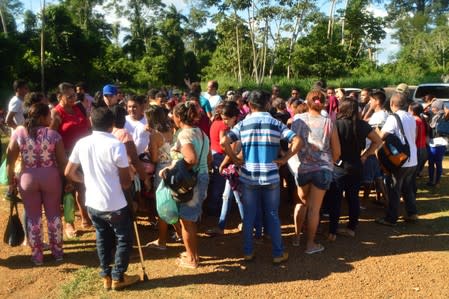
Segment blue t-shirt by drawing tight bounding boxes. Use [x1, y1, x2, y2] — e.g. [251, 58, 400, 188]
[228, 112, 296, 185]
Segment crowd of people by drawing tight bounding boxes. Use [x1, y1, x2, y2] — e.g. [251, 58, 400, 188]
[3, 78, 448, 290]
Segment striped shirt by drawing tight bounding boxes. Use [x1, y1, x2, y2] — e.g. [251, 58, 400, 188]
[228, 111, 296, 185]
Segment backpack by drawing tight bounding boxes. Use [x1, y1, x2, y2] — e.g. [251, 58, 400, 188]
[377, 114, 410, 174]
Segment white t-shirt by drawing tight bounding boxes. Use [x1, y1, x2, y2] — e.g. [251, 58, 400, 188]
[7, 96, 25, 128]
[201, 92, 222, 112]
[124, 115, 150, 155]
[381, 110, 417, 167]
[369, 110, 388, 128]
[69, 131, 129, 212]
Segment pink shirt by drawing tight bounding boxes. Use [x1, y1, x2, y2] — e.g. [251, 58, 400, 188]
[12, 126, 62, 168]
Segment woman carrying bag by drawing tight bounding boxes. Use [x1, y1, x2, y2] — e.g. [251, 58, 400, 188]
[7, 103, 67, 265]
[160, 101, 210, 269]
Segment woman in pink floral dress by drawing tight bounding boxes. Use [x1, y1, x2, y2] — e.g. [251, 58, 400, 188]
[6, 103, 67, 265]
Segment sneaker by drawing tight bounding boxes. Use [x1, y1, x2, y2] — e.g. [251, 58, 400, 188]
[375, 217, 397, 227]
[273, 252, 289, 264]
[112, 274, 140, 291]
[404, 214, 419, 223]
[103, 276, 112, 290]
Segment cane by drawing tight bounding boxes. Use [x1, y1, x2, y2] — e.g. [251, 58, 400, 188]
[133, 221, 149, 281]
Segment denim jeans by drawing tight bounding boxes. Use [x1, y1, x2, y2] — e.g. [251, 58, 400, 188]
[428, 145, 445, 184]
[218, 179, 244, 230]
[241, 183, 284, 257]
[206, 153, 226, 216]
[87, 206, 133, 281]
[385, 166, 417, 223]
[328, 170, 361, 234]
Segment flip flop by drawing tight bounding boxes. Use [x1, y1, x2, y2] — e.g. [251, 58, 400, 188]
[177, 257, 198, 269]
[305, 244, 325, 255]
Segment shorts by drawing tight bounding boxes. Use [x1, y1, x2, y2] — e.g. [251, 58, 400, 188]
[178, 172, 209, 222]
[296, 169, 332, 190]
[362, 155, 383, 184]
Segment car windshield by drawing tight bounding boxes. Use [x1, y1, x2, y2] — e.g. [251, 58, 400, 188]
[415, 85, 449, 99]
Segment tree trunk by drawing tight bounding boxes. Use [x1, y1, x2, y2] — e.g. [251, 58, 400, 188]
[247, 6, 260, 84]
[0, 4, 8, 37]
[328, 0, 337, 40]
[234, 10, 242, 84]
[40, 0, 46, 92]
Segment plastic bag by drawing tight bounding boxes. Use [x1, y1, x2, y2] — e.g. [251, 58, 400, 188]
[0, 159, 7, 185]
[156, 181, 179, 225]
[63, 193, 75, 223]
[3, 201, 25, 247]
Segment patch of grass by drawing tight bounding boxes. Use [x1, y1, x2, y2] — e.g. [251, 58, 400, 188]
[59, 267, 100, 299]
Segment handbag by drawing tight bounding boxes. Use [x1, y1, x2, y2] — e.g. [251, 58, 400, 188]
[164, 130, 205, 203]
[377, 114, 410, 174]
[3, 201, 25, 247]
[435, 118, 449, 136]
[155, 181, 179, 224]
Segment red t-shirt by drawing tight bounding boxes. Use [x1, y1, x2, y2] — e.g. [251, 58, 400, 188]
[210, 119, 228, 154]
[54, 104, 90, 153]
[415, 116, 426, 149]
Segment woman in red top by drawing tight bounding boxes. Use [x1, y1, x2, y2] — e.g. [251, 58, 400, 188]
[409, 103, 428, 186]
[51, 82, 91, 237]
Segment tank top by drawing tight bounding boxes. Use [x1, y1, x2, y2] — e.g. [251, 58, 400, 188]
[54, 104, 90, 153]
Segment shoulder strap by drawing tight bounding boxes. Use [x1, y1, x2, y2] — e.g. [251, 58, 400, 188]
[194, 129, 205, 171]
[392, 113, 410, 147]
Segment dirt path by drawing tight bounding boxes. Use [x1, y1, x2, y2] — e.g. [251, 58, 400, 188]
[1, 173, 449, 298]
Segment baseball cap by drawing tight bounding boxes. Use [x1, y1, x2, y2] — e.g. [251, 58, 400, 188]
[396, 83, 409, 94]
[103, 84, 117, 96]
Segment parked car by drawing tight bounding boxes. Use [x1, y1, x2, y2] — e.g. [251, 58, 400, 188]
[413, 83, 449, 103]
[343, 88, 361, 100]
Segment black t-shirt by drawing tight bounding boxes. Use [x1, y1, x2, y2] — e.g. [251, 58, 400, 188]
[335, 119, 372, 172]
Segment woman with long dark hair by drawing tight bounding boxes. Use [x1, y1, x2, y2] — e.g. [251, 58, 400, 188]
[328, 99, 381, 241]
[7, 103, 67, 265]
[160, 101, 210, 268]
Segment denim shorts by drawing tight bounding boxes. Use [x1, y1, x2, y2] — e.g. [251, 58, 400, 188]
[296, 169, 333, 190]
[178, 172, 209, 222]
[362, 155, 383, 184]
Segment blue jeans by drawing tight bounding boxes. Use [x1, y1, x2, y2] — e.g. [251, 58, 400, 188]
[328, 170, 361, 234]
[87, 206, 133, 281]
[428, 145, 445, 184]
[218, 179, 244, 230]
[385, 166, 417, 223]
[206, 153, 226, 216]
[241, 183, 283, 257]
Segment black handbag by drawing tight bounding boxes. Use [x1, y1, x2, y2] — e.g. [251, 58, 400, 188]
[164, 131, 205, 203]
[3, 201, 25, 247]
[377, 114, 410, 174]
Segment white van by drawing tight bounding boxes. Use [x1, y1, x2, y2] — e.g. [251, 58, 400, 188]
[413, 83, 449, 103]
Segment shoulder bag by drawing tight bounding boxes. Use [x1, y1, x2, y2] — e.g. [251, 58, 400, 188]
[377, 114, 410, 174]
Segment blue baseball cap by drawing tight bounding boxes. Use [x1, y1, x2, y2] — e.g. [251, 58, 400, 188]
[103, 84, 117, 96]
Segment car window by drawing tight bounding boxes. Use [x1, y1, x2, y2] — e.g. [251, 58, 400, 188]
[415, 86, 449, 99]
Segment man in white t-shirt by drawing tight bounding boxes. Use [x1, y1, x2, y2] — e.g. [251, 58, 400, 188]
[6, 79, 29, 131]
[65, 107, 139, 291]
[376, 93, 418, 226]
[124, 95, 150, 155]
[201, 80, 222, 113]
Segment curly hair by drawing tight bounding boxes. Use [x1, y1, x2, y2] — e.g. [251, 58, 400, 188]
[173, 101, 200, 126]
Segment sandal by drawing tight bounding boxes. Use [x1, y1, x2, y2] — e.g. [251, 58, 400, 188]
[291, 234, 300, 247]
[65, 225, 78, 239]
[177, 256, 198, 269]
[205, 227, 224, 237]
[305, 244, 325, 255]
[144, 240, 167, 251]
[327, 234, 336, 242]
[337, 228, 355, 237]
